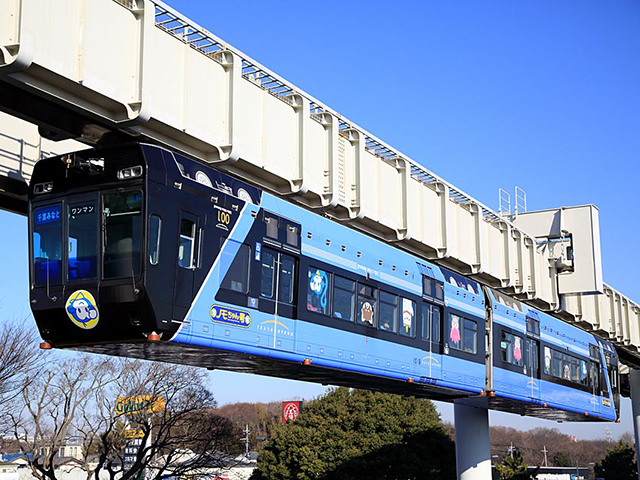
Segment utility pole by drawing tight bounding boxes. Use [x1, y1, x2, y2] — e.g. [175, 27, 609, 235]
[242, 424, 250, 457]
[541, 445, 548, 467]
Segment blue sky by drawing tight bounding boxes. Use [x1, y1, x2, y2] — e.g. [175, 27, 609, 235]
[2, 0, 640, 440]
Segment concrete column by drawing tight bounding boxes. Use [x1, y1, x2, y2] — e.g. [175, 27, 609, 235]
[629, 369, 640, 480]
[454, 401, 492, 480]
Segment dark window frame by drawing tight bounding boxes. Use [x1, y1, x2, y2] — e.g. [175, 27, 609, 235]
[149, 214, 161, 265]
[379, 291, 398, 333]
[67, 200, 99, 281]
[332, 274, 355, 322]
[398, 297, 416, 338]
[32, 202, 64, 287]
[356, 282, 378, 328]
[178, 217, 196, 270]
[102, 190, 144, 280]
[220, 240, 252, 294]
[259, 246, 296, 305]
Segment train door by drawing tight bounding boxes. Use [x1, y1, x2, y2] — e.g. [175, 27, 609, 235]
[259, 247, 296, 351]
[588, 344, 602, 415]
[421, 302, 443, 379]
[173, 212, 200, 321]
[606, 354, 620, 417]
[525, 315, 540, 400]
[524, 339, 540, 399]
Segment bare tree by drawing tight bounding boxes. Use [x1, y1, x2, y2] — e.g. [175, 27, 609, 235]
[9, 354, 116, 480]
[85, 359, 238, 480]
[9, 355, 238, 480]
[0, 320, 43, 432]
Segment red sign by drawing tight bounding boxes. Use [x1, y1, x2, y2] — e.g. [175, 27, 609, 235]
[282, 401, 302, 424]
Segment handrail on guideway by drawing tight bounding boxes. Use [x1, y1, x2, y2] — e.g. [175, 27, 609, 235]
[152, 1, 511, 230]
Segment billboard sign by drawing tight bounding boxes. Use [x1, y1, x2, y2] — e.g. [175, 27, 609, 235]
[115, 395, 165, 416]
[282, 401, 302, 424]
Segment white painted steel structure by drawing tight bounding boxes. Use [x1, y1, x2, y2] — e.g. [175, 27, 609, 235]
[0, 111, 84, 211]
[0, 0, 639, 366]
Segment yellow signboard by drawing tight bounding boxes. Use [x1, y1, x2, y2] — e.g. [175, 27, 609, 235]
[124, 429, 145, 439]
[115, 395, 165, 416]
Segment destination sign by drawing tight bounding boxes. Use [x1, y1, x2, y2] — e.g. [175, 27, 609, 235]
[35, 205, 61, 225]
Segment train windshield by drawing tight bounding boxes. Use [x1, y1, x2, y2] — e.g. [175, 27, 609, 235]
[68, 202, 98, 280]
[103, 191, 143, 279]
[33, 204, 63, 287]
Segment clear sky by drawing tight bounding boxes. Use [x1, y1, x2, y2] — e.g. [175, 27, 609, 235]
[2, 0, 640, 440]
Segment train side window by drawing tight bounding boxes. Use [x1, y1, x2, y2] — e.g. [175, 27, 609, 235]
[561, 354, 571, 381]
[570, 358, 580, 383]
[449, 314, 463, 350]
[333, 276, 355, 321]
[525, 339, 539, 377]
[590, 361, 600, 391]
[260, 249, 276, 298]
[432, 307, 441, 342]
[512, 335, 523, 366]
[600, 365, 610, 396]
[422, 276, 444, 301]
[287, 225, 299, 247]
[500, 332, 513, 363]
[307, 268, 331, 315]
[422, 276, 433, 297]
[552, 350, 562, 378]
[580, 360, 588, 385]
[500, 331, 525, 366]
[543, 347, 551, 375]
[221, 243, 251, 293]
[526, 317, 540, 337]
[448, 314, 477, 353]
[421, 305, 430, 340]
[422, 305, 442, 342]
[149, 215, 161, 265]
[278, 254, 296, 304]
[265, 217, 278, 239]
[357, 284, 377, 327]
[178, 218, 196, 269]
[379, 292, 397, 333]
[463, 319, 477, 354]
[399, 298, 415, 337]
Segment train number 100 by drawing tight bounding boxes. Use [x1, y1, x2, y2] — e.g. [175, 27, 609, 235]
[218, 211, 231, 225]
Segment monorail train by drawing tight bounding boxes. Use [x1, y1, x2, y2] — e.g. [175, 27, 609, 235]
[28, 143, 620, 421]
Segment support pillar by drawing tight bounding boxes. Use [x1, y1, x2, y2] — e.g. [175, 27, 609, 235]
[454, 401, 492, 480]
[629, 369, 640, 480]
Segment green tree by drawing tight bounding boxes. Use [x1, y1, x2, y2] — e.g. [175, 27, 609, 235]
[594, 441, 637, 480]
[251, 388, 455, 480]
[495, 448, 537, 480]
[552, 451, 572, 467]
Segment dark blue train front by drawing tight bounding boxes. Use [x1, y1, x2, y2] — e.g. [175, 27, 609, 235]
[27, 143, 620, 421]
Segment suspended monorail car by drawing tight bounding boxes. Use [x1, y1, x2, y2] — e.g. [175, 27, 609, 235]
[28, 143, 620, 421]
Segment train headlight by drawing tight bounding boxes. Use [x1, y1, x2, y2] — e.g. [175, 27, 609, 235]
[33, 182, 53, 194]
[117, 166, 143, 180]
